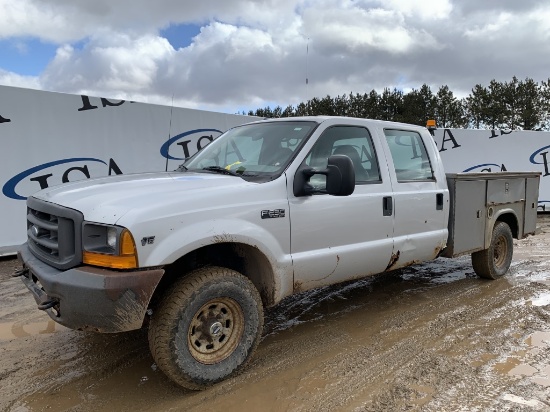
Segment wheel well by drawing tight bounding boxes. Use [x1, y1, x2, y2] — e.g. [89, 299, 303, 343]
[496, 213, 518, 238]
[149, 243, 275, 310]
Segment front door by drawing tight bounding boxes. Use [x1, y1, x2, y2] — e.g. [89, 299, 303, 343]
[289, 124, 395, 291]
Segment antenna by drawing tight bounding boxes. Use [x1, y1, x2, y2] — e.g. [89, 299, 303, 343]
[306, 37, 309, 98]
[164, 94, 175, 172]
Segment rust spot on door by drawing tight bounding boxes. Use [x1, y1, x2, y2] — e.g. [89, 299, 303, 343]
[385, 251, 400, 271]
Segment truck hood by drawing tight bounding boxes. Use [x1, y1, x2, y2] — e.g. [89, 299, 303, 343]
[32, 172, 259, 224]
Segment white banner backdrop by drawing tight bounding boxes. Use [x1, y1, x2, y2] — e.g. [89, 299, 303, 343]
[0, 86, 256, 255]
[432, 128, 550, 210]
[2, 85, 549, 255]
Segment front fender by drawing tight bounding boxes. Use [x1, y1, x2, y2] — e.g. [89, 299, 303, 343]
[140, 218, 294, 303]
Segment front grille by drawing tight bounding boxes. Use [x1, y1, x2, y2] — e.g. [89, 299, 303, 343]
[28, 209, 61, 256]
[26, 197, 84, 270]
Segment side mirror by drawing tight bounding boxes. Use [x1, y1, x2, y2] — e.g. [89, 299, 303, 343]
[293, 154, 355, 197]
[326, 155, 355, 196]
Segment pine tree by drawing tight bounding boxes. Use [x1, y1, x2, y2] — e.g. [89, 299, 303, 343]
[434, 85, 466, 128]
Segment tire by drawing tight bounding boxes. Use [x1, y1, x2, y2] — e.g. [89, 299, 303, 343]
[148, 266, 264, 390]
[471, 221, 513, 279]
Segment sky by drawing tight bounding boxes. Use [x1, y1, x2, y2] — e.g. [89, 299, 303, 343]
[1, 0, 550, 114]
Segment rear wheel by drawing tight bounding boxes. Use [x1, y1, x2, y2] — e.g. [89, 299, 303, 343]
[148, 266, 264, 390]
[471, 221, 513, 279]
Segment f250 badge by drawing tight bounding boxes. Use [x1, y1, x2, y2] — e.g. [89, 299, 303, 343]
[261, 209, 285, 219]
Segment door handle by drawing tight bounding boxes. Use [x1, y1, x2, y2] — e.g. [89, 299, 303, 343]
[383, 196, 393, 216]
[436, 193, 444, 210]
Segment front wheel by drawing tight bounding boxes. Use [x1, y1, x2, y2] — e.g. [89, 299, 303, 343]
[471, 221, 513, 279]
[148, 266, 264, 390]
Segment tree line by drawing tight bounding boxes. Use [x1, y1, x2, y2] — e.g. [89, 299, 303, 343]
[244, 76, 550, 130]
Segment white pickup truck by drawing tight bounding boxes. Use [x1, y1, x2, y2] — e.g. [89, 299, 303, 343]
[16, 117, 540, 389]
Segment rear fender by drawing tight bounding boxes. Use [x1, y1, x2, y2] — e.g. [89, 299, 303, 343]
[492, 207, 520, 239]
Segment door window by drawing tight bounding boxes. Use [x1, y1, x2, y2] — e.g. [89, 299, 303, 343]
[304, 126, 381, 190]
[384, 129, 434, 182]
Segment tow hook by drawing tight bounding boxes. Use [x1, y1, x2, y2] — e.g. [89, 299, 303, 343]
[12, 268, 29, 278]
[38, 299, 58, 310]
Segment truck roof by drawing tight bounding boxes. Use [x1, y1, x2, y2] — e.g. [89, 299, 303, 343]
[246, 116, 429, 131]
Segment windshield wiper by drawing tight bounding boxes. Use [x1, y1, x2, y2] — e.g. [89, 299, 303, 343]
[201, 166, 243, 177]
[176, 164, 188, 172]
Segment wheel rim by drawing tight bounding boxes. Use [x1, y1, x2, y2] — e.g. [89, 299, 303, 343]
[187, 297, 244, 365]
[493, 234, 508, 269]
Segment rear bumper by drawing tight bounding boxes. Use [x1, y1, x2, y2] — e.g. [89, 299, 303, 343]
[18, 243, 164, 333]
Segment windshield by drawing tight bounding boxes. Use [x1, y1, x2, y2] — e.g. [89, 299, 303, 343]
[182, 121, 317, 181]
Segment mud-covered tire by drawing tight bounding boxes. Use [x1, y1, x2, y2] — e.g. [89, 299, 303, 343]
[471, 221, 513, 279]
[148, 266, 264, 390]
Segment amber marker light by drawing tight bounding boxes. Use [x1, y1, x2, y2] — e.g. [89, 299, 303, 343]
[426, 119, 437, 136]
[83, 229, 139, 269]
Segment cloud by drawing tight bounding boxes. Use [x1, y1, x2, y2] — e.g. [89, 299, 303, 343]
[2, 0, 550, 113]
[303, 6, 441, 55]
[0, 0, 87, 43]
[0, 70, 41, 89]
[0, 0, 302, 42]
[41, 32, 174, 93]
[377, 0, 453, 21]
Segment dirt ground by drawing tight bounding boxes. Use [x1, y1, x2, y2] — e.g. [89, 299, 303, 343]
[1, 218, 550, 412]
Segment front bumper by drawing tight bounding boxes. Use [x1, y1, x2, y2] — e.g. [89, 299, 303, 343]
[18, 243, 164, 333]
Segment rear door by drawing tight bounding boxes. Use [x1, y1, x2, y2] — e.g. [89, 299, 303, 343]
[381, 128, 449, 269]
[288, 123, 395, 291]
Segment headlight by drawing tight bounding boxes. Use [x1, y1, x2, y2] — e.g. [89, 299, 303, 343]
[107, 227, 117, 249]
[82, 223, 138, 269]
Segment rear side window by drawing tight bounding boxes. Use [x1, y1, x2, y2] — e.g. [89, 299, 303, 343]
[384, 129, 434, 182]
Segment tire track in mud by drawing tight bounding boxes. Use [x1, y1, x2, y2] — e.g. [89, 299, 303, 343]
[266, 260, 550, 411]
[361, 265, 550, 411]
[288, 285, 495, 410]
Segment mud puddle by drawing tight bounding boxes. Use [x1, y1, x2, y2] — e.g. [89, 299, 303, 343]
[1, 216, 550, 411]
[0, 319, 67, 341]
[493, 330, 550, 389]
